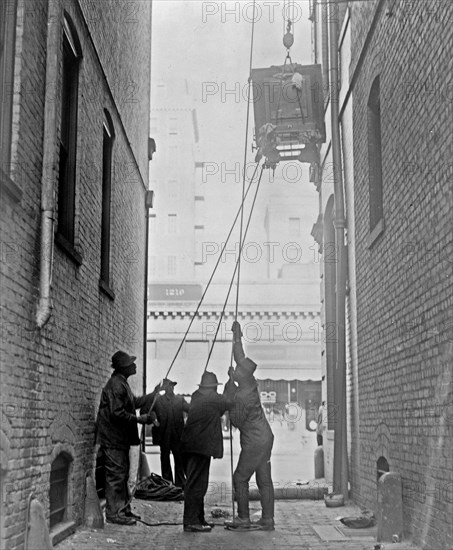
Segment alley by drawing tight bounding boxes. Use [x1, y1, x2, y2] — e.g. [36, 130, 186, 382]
[2, 1, 452, 549]
[56, 499, 422, 550]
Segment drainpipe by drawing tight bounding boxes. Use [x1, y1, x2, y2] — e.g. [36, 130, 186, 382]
[328, 0, 348, 498]
[36, 0, 60, 328]
[142, 138, 155, 450]
[321, 0, 330, 100]
[143, 188, 154, 396]
[311, 0, 318, 64]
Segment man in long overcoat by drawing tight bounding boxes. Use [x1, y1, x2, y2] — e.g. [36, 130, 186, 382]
[224, 321, 275, 531]
[96, 350, 157, 525]
[153, 378, 189, 487]
[180, 371, 231, 532]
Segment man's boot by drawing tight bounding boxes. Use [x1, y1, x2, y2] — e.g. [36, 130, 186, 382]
[252, 517, 275, 531]
[224, 516, 251, 529]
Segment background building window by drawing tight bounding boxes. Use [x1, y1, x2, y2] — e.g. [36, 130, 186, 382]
[0, 0, 18, 174]
[289, 217, 301, 237]
[168, 213, 177, 234]
[169, 116, 178, 135]
[367, 75, 384, 235]
[167, 255, 177, 276]
[149, 255, 157, 278]
[57, 15, 81, 245]
[100, 110, 114, 287]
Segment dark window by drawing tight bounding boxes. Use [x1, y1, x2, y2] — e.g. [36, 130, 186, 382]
[377, 456, 389, 482]
[0, 0, 18, 174]
[367, 76, 383, 234]
[100, 111, 114, 286]
[49, 453, 71, 528]
[95, 448, 106, 500]
[57, 16, 81, 245]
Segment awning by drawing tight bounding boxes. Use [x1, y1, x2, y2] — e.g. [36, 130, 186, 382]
[255, 366, 322, 382]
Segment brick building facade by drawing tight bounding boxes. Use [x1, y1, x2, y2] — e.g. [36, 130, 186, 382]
[311, 1, 452, 548]
[0, 1, 152, 548]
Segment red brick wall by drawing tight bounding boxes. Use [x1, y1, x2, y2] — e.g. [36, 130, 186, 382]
[349, 1, 453, 548]
[0, 1, 152, 548]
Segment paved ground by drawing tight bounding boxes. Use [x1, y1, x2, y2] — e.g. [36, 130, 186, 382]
[56, 498, 421, 550]
[56, 423, 422, 549]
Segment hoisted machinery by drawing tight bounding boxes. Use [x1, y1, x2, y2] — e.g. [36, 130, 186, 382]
[251, 19, 326, 171]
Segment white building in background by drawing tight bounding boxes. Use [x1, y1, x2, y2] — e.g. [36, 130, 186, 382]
[147, 77, 322, 415]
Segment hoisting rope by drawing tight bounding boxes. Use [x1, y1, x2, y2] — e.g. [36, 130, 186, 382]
[162, 161, 261, 381]
[129, 163, 261, 515]
[235, 0, 257, 325]
[226, 0, 258, 522]
[203, 163, 265, 373]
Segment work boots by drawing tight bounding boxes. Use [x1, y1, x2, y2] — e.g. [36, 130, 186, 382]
[252, 517, 275, 531]
[224, 516, 251, 529]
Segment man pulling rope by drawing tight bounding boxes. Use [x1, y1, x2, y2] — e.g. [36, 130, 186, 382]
[224, 321, 275, 531]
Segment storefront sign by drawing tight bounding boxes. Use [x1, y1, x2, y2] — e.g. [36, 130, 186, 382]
[149, 284, 202, 301]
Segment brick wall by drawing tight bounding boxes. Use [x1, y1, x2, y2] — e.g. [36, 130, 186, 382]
[349, 1, 452, 548]
[0, 1, 152, 548]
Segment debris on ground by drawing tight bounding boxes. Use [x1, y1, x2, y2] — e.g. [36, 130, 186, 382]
[211, 508, 230, 518]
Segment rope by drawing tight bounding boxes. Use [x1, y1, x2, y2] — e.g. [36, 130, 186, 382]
[163, 161, 261, 380]
[203, 163, 264, 372]
[235, 0, 256, 324]
[226, 0, 258, 522]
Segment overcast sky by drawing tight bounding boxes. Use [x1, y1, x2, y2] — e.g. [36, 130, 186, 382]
[151, 0, 313, 161]
[150, 1, 318, 284]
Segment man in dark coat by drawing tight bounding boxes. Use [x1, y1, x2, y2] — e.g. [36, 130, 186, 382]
[96, 350, 157, 525]
[180, 371, 231, 533]
[224, 321, 275, 531]
[153, 378, 189, 488]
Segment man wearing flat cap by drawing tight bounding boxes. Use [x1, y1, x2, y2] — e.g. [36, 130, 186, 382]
[153, 378, 189, 488]
[95, 350, 158, 525]
[224, 321, 275, 531]
[180, 371, 232, 533]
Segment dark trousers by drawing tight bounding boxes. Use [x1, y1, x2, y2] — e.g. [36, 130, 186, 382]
[233, 443, 274, 520]
[183, 453, 211, 526]
[103, 446, 131, 519]
[160, 445, 186, 488]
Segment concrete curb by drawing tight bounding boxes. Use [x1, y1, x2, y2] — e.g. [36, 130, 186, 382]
[250, 481, 329, 501]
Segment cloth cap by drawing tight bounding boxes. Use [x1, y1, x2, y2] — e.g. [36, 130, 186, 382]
[162, 378, 177, 388]
[111, 350, 136, 369]
[198, 371, 223, 388]
[236, 357, 257, 375]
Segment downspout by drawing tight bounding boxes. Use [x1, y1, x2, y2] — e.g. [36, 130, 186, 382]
[36, 0, 60, 328]
[321, 0, 330, 100]
[143, 205, 149, 399]
[328, 0, 348, 498]
[311, 0, 318, 64]
[142, 139, 155, 451]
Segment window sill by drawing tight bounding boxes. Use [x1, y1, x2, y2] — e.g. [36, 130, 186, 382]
[55, 232, 83, 265]
[50, 520, 76, 546]
[0, 167, 22, 203]
[99, 279, 115, 300]
[367, 218, 385, 249]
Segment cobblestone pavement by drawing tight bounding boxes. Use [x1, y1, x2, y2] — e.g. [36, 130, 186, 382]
[56, 498, 422, 550]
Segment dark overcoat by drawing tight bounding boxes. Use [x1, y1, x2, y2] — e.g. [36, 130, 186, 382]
[153, 393, 189, 448]
[95, 372, 150, 449]
[180, 388, 230, 458]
